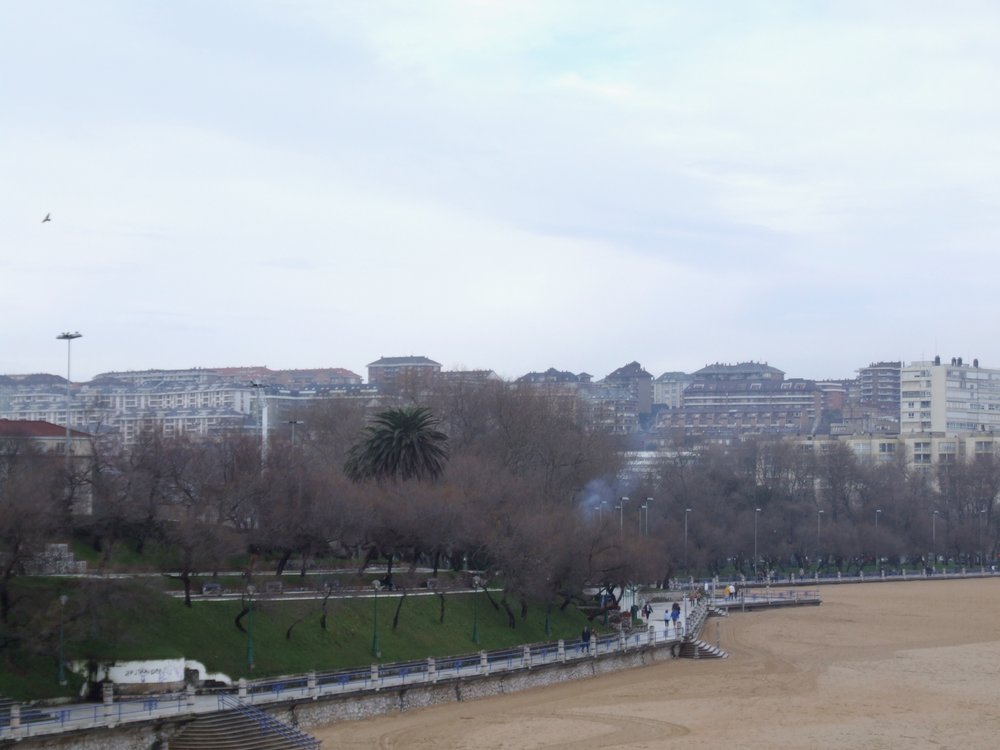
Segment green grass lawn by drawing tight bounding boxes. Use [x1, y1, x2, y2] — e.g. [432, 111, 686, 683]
[0, 578, 595, 701]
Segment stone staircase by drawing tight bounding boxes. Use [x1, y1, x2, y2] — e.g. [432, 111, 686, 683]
[677, 638, 728, 659]
[674, 600, 729, 660]
[169, 709, 320, 750]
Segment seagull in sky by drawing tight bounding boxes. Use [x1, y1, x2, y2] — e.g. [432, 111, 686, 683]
[42, 213, 51, 223]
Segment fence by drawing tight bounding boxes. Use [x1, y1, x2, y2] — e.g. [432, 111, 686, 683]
[0, 617, 695, 741]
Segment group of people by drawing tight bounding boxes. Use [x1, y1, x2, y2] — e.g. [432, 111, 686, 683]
[663, 601, 682, 634]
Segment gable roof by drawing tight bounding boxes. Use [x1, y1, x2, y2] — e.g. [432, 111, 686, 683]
[0, 419, 90, 439]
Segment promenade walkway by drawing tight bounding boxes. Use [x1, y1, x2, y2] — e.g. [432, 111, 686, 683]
[0, 578, 846, 744]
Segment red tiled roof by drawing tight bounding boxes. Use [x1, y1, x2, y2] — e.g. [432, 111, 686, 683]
[0, 419, 89, 438]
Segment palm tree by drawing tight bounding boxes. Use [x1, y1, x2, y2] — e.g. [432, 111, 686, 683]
[344, 406, 449, 483]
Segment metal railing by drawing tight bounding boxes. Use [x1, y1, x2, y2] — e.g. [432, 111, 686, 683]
[217, 693, 319, 750]
[0, 625, 693, 740]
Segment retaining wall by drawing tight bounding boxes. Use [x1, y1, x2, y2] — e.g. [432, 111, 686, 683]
[1, 644, 676, 750]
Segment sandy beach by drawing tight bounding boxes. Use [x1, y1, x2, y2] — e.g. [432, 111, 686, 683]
[311, 579, 1000, 749]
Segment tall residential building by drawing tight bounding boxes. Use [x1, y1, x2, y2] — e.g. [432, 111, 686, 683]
[652, 372, 692, 409]
[366, 356, 441, 388]
[858, 361, 901, 410]
[900, 356, 1000, 435]
[656, 362, 822, 439]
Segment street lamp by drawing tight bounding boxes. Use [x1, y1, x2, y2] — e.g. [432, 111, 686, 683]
[471, 575, 481, 644]
[684, 508, 692, 574]
[249, 381, 268, 463]
[816, 509, 824, 548]
[980, 508, 987, 567]
[58, 594, 68, 686]
[645, 497, 653, 536]
[875, 509, 882, 571]
[754, 508, 762, 577]
[371, 579, 381, 658]
[617, 497, 629, 536]
[56, 332, 82, 477]
[245, 585, 255, 671]
[286, 419, 303, 447]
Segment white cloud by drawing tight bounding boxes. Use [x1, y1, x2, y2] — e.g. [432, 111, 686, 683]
[3, 2, 1000, 381]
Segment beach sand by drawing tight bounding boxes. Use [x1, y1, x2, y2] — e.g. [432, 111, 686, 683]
[311, 579, 1000, 749]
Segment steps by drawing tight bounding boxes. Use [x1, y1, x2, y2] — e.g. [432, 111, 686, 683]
[677, 639, 728, 660]
[169, 710, 320, 750]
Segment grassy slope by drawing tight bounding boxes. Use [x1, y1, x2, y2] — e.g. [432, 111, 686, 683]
[0, 578, 596, 701]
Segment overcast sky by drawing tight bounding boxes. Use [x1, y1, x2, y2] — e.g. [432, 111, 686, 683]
[4, 1, 1000, 383]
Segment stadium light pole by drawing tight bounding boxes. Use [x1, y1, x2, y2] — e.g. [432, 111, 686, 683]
[56, 332, 81, 477]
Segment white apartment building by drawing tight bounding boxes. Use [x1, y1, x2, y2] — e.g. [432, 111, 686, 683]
[900, 356, 1000, 436]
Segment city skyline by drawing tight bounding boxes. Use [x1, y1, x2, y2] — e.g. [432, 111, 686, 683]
[5, 3, 1000, 382]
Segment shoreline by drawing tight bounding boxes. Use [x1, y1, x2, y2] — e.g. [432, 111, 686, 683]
[311, 578, 1000, 749]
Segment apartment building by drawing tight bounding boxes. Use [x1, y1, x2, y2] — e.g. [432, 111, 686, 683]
[900, 356, 1000, 435]
[652, 372, 692, 409]
[0, 419, 94, 514]
[0, 367, 368, 446]
[656, 362, 822, 439]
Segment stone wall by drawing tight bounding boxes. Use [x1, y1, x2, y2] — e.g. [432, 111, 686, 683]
[2, 644, 674, 749]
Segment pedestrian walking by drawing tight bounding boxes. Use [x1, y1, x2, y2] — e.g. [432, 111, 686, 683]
[671, 602, 682, 634]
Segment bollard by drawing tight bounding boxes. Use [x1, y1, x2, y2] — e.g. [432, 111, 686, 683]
[480, 650, 489, 674]
[648, 624, 655, 646]
[428, 656, 437, 683]
[10, 704, 20, 732]
[371, 664, 379, 690]
[557, 639, 566, 662]
[186, 684, 195, 711]
[102, 682, 114, 725]
[619, 631, 626, 652]
[238, 678, 248, 700]
[307, 671, 317, 698]
[523, 645, 532, 669]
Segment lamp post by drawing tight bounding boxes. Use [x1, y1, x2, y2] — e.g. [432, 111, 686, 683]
[980, 508, 987, 567]
[684, 508, 692, 574]
[875, 509, 882, 572]
[754, 508, 762, 577]
[56, 332, 82, 477]
[245, 585, 255, 671]
[249, 381, 268, 463]
[58, 594, 68, 686]
[371, 579, 381, 658]
[645, 497, 653, 536]
[618, 497, 629, 536]
[471, 575, 481, 644]
[286, 419, 303, 447]
[815, 509, 824, 572]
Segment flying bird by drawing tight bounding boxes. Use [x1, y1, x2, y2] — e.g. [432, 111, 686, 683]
[42, 213, 52, 223]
